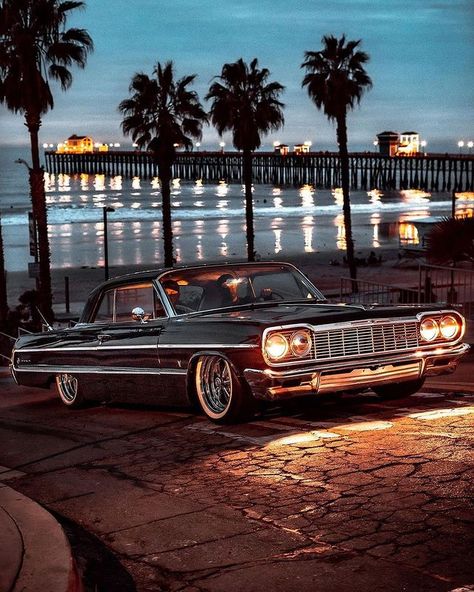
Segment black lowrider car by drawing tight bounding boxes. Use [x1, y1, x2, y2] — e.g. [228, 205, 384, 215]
[11, 262, 469, 422]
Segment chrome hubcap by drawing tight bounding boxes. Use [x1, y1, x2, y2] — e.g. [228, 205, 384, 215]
[198, 356, 232, 415]
[57, 374, 78, 403]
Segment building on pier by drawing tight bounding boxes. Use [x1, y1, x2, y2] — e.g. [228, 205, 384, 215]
[56, 134, 109, 154]
[397, 132, 420, 156]
[376, 131, 421, 157]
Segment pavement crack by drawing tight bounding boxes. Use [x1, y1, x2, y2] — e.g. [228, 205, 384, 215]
[103, 506, 217, 536]
[6, 416, 193, 472]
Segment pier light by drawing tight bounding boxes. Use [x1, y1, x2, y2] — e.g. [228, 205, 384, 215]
[458, 140, 464, 154]
[468, 141, 473, 153]
[195, 142, 201, 149]
[304, 140, 312, 147]
[273, 141, 281, 147]
[420, 140, 427, 155]
[42, 143, 49, 148]
[114, 143, 120, 148]
[219, 141, 225, 153]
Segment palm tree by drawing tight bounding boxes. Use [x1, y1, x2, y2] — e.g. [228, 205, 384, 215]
[206, 58, 284, 262]
[119, 61, 207, 268]
[0, 0, 93, 321]
[302, 35, 372, 283]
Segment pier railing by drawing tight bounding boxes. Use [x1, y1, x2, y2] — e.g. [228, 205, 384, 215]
[44, 151, 474, 192]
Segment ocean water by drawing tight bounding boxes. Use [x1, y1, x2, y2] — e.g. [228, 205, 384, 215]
[0, 146, 471, 272]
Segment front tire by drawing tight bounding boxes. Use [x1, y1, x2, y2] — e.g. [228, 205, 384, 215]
[373, 378, 425, 400]
[56, 373, 85, 408]
[195, 355, 254, 423]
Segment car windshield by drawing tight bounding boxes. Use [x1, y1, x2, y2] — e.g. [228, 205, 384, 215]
[158, 263, 325, 314]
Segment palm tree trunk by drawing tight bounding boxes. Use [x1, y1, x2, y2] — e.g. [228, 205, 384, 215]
[243, 149, 255, 262]
[336, 113, 357, 289]
[158, 163, 174, 268]
[26, 114, 53, 321]
[0, 215, 8, 326]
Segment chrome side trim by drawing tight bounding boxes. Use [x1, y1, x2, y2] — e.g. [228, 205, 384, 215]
[12, 364, 187, 376]
[14, 343, 257, 354]
[15, 345, 157, 353]
[157, 343, 257, 349]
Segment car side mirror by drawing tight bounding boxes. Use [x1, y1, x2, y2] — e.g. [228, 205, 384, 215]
[132, 307, 146, 323]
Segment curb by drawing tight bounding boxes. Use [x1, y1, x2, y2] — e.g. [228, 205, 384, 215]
[0, 484, 83, 592]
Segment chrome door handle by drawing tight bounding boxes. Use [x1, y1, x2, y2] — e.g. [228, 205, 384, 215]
[98, 334, 112, 344]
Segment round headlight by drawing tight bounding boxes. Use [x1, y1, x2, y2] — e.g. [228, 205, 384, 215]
[420, 318, 439, 342]
[290, 330, 312, 357]
[264, 333, 289, 360]
[439, 315, 459, 340]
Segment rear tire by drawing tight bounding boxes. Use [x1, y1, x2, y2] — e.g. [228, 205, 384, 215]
[195, 355, 255, 423]
[373, 378, 425, 400]
[56, 373, 86, 408]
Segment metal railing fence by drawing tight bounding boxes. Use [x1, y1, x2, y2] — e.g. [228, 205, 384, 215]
[338, 264, 474, 322]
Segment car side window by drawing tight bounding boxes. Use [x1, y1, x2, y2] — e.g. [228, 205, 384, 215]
[94, 290, 115, 322]
[93, 282, 166, 323]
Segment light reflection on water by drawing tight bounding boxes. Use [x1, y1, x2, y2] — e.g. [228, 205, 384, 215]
[2, 172, 473, 271]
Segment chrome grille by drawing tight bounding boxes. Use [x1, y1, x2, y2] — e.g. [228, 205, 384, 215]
[313, 321, 419, 360]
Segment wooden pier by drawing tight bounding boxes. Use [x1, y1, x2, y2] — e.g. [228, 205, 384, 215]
[44, 151, 474, 192]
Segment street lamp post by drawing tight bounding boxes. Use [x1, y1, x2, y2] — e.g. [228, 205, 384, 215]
[458, 140, 464, 155]
[103, 206, 115, 280]
[468, 141, 473, 155]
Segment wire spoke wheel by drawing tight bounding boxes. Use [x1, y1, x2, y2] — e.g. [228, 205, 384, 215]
[56, 373, 83, 407]
[195, 355, 256, 423]
[197, 356, 233, 417]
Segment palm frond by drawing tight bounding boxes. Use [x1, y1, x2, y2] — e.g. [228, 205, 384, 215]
[0, 0, 93, 118]
[302, 34, 372, 121]
[206, 57, 284, 151]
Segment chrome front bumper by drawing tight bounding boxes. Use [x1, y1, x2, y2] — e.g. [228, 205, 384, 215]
[243, 342, 470, 401]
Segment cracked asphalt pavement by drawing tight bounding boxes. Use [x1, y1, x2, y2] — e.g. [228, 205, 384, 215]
[0, 374, 473, 592]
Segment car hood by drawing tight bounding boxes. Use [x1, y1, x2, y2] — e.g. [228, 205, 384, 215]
[189, 301, 435, 327]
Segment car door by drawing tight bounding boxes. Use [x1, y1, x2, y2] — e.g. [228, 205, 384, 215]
[88, 281, 166, 404]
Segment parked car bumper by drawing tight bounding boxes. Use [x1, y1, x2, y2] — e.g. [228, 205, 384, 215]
[243, 342, 470, 401]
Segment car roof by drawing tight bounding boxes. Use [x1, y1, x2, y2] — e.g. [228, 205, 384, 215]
[105, 261, 295, 286]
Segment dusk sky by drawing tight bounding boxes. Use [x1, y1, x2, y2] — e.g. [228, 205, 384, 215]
[1, 0, 473, 152]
